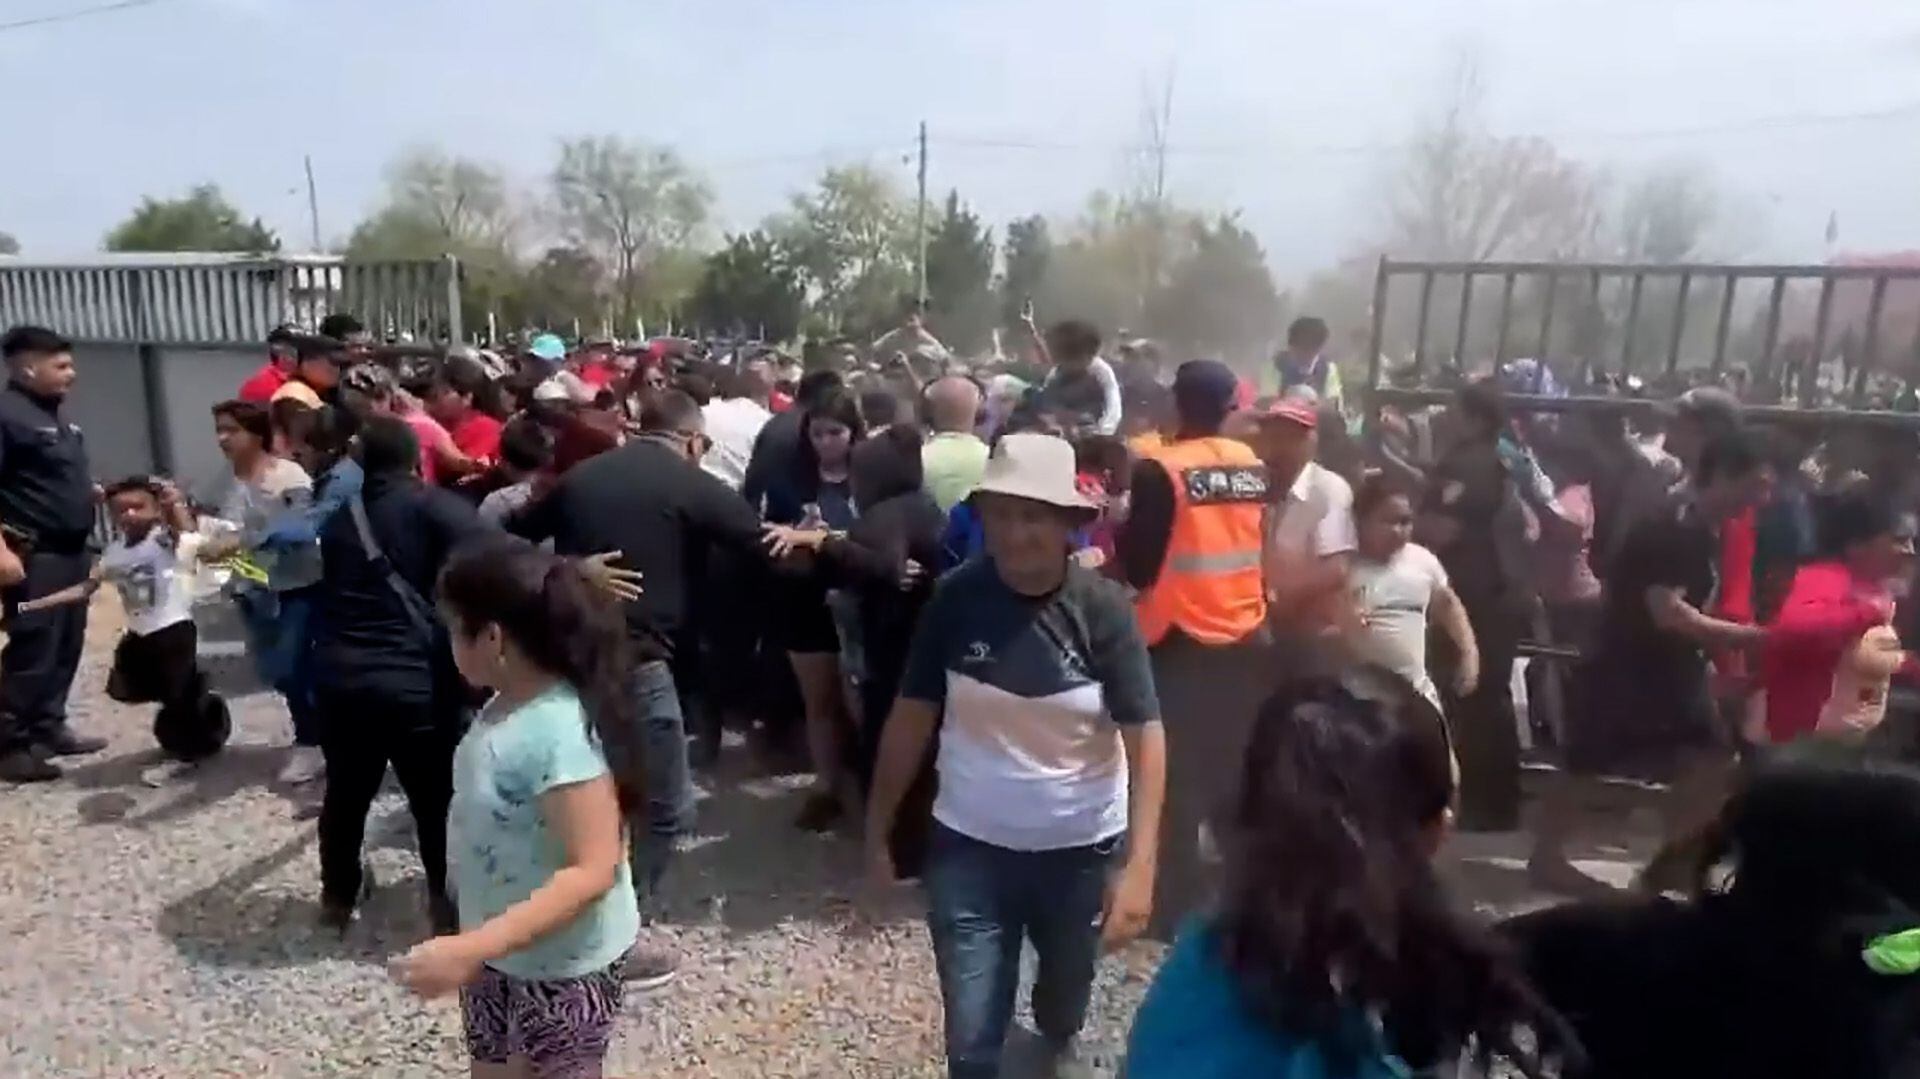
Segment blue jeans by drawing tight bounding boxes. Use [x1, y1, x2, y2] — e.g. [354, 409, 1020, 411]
[235, 587, 320, 746]
[632, 659, 695, 907]
[923, 822, 1119, 1079]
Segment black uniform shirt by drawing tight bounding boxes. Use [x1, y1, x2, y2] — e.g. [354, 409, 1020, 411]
[0, 383, 94, 549]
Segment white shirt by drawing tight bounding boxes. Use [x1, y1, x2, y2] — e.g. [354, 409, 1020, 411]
[1039, 355, 1124, 435]
[700, 396, 773, 490]
[100, 528, 203, 637]
[1267, 461, 1357, 564]
[1350, 543, 1450, 706]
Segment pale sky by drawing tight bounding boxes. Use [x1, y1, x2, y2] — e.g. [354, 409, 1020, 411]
[6, 0, 1920, 280]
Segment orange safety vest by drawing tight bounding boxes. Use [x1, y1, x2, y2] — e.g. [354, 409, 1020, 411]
[1134, 437, 1271, 647]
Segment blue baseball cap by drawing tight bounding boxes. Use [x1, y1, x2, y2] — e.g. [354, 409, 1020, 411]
[528, 333, 568, 363]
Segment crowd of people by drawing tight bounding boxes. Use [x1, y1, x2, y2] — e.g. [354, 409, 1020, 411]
[3, 295, 1920, 1076]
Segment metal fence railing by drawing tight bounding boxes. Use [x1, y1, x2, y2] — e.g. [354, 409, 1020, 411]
[1364, 258, 1920, 424]
[0, 254, 463, 347]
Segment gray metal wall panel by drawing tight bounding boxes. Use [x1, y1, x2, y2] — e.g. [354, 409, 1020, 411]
[63, 345, 154, 483]
[154, 347, 265, 503]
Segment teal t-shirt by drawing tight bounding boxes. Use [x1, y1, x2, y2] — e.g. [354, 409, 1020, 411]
[449, 684, 639, 980]
[1126, 923, 1412, 1079]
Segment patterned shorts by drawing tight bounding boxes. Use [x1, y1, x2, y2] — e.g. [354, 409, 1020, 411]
[461, 959, 624, 1078]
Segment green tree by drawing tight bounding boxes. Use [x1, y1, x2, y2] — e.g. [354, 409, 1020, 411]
[346, 147, 518, 259]
[637, 247, 706, 335]
[518, 245, 606, 330]
[1034, 191, 1196, 337]
[689, 231, 806, 342]
[1144, 214, 1284, 363]
[923, 191, 996, 353]
[104, 184, 278, 253]
[999, 215, 1051, 329]
[551, 137, 712, 328]
[346, 147, 523, 334]
[0, 232, 17, 256]
[775, 164, 914, 338]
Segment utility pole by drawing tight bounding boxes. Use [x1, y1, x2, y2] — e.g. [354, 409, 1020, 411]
[303, 154, 322, 252]
[915, 120, 929, 307]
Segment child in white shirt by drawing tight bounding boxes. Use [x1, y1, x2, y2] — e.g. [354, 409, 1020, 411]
[23, 477, 230, 770]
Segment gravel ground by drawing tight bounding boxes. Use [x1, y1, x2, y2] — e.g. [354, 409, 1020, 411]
[0, 598, 1658, 1078]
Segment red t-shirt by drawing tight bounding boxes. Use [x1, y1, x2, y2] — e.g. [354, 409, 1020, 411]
[237, 362, 289, 403]
[1708, 505, 1759, 680]
[448, 411, 503, 462]
[769, 391, 795, 413]
[577, 360, 616, 391]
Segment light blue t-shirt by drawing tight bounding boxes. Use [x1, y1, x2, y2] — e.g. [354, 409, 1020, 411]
[449, 684, 639, 980]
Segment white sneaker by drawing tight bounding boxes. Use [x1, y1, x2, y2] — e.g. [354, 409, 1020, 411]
[278, 745, 326, 785]
[139, 759, 200, 788]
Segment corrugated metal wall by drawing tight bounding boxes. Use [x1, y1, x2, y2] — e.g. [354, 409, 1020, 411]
[0, 255, 464, 496]
[0, 255, 462, 345]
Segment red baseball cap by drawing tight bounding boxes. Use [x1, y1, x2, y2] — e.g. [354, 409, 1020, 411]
[1253, 397, 1319, 429]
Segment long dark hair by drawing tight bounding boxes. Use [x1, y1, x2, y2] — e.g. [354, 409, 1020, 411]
[793, 387, 867, 492]
[1217, 670, 1575, 1077]
[437, 538, 645, 814]
[1706, 740, 1920, 923]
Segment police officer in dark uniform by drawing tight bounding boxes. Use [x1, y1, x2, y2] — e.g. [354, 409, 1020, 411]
[0, 326, 107, 782]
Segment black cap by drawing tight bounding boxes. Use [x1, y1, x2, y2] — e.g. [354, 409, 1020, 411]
[1172, 359, 1240, 426]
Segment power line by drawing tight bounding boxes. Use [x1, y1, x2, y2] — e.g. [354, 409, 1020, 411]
[933, 99, 1920, 160]
[0, 0, 171, 33]
[702, 143, 913, 173]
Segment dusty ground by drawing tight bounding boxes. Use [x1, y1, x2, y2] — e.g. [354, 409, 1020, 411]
[0, 596, 1658, 1078]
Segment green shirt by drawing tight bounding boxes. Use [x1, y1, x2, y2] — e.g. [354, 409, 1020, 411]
[921, 431, 991, 513]
[449, 684, 639, 979]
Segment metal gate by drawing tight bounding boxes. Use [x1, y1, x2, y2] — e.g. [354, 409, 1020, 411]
[1363, 258, 1920, 426]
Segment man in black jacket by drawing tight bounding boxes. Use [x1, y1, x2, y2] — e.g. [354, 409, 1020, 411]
[512, 389, 768, 987]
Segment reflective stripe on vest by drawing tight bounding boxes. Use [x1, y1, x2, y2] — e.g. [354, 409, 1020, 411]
[1135, 436, 1269, 647]
[1166, 548, 1263, 574]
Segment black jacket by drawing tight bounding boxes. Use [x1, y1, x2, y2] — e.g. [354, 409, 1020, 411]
[0, 383, 94, 550]
[511, 437, 766, 661]
[820, 427, 945, 701]
[314, 471, 488, 706]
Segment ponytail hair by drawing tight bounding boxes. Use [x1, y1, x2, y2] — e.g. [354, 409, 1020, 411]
[437, 537, 644, 814]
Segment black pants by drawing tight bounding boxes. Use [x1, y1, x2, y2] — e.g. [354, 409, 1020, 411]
[316, 687, 460, 910]
[107, 620, 230, 762]
[1442, 595, 1523, 831]
[0, 548, 91, 754]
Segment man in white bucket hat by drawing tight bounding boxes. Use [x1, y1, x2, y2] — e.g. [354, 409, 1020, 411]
[865, 432, 1167, 1079]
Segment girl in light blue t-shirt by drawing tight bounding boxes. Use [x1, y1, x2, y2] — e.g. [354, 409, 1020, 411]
[389, 537, 644, 1078]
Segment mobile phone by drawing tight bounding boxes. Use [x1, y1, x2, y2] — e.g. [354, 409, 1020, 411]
[1021, 296, 1035, 322]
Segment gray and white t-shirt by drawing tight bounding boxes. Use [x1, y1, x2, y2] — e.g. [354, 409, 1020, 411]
[900, 558, 1159, 851]
[100, 528, 203, 638]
